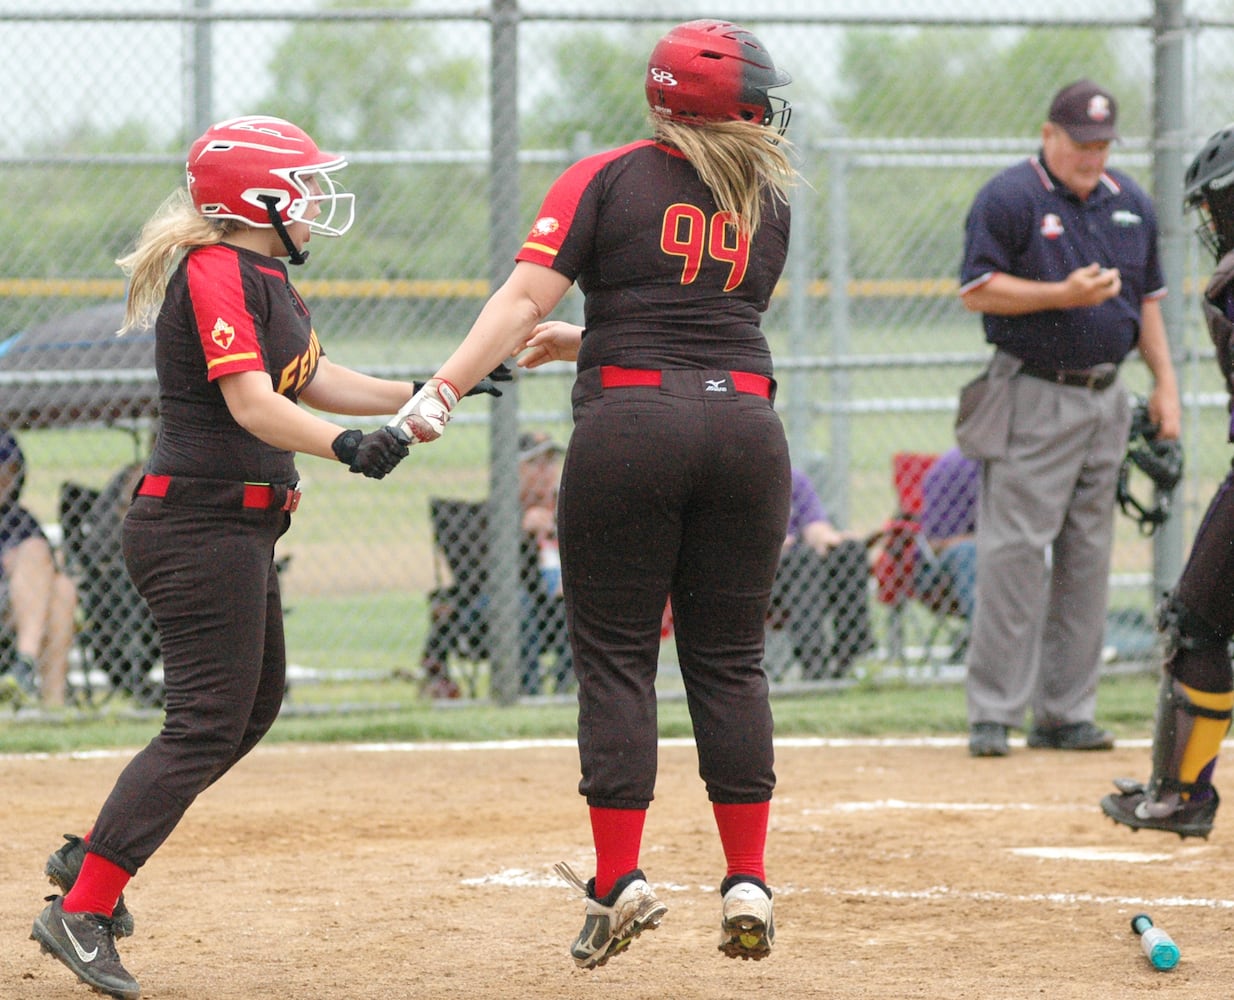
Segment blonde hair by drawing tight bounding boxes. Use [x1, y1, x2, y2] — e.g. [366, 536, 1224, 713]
[651, 116, 796, 238]
[116, 189, 242, 333]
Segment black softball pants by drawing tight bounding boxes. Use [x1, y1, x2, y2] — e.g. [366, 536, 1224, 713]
[86, 497, 289, 874]
[560, 368, 791, 810]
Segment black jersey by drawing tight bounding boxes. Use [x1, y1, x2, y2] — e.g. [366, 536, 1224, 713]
[147, 243, 322, 483]
[516, 140, 790, 376]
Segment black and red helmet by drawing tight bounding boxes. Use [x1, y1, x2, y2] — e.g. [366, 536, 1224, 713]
[645, 20, 792, 134]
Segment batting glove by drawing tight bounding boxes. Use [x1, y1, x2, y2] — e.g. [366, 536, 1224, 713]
[414, 373, 505, 398]
[388, 377, 459, 444]
[332, 426, 410, 479]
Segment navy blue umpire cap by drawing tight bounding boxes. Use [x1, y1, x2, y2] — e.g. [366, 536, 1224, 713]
[1048, 79, 1120, 143]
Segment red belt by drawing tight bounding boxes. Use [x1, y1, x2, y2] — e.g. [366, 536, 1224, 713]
[599, 366, 772, 399]
[136, 474, 302, 512]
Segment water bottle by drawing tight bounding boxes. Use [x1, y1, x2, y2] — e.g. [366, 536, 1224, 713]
[538, 538, 562, 596]
[1131, 913, 1179, 970]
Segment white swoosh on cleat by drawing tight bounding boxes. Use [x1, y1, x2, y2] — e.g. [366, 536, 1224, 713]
[61, 919, 98, 963]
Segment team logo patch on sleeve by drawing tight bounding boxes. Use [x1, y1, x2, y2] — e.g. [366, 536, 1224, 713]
[530, 217, 560, 237]
[211, 318, 236, 350]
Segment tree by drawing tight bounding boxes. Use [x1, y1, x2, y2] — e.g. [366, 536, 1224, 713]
[259, 0, 483, 150]
[834, 27, 1133, 138]
[521, 26, 657, 152]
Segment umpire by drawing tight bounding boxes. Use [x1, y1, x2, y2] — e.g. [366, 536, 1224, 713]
[958, 79, 1180, 758]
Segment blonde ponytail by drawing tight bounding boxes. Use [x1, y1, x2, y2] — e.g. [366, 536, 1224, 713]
[116, 189, 239, 333]
[651, 116, 797, 238]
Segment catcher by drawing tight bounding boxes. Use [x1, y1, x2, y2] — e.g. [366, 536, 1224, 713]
[1100, 123, 1234, 838]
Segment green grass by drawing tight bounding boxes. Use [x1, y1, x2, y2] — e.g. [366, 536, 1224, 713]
[0, 668, 1162, 755]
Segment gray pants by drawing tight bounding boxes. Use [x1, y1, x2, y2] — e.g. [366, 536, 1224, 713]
[965, 370, 1131, 729]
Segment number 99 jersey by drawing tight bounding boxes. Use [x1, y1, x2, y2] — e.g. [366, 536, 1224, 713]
[515, 139, 790, 377]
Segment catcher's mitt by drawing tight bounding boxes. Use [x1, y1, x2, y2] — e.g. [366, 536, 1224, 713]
[1117, 398, 1183, 535]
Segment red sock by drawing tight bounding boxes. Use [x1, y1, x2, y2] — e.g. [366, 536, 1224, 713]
[590, 806, 646, 899]
[712, 801, 769, 882]
[62, 851, 130, 918]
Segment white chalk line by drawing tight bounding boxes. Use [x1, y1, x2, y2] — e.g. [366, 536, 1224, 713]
[463, 866, 1234, 911]
[0, 734, 1154, 763]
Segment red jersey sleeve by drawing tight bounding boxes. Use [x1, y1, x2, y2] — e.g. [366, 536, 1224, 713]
[185, 245, 267, 381]
[516, 141, 654, 272]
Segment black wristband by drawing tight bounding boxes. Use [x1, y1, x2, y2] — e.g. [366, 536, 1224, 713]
[332, 429, 363, 466]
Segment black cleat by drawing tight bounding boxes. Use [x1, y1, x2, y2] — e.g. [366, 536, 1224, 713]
[31, 895, 140, 1000]
[1027, 721, 1115, 751]
[46, 834, 135, 938]
[1100, 780, 1218, 839]
[968, 722, 1009, 757]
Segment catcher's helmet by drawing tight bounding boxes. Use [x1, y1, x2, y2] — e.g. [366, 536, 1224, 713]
[1184, 123, 1234, 261]
[645, 20, 792, 135]
[1117, 398, 1184, 535]
[187, 116, 354, 238]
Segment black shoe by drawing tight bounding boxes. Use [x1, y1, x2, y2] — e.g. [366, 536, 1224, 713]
[1100, 780, 1219, 839]
[1027, 721, 1114, 751]
[968, 722, 1009, 757]
[45, 834, 134, 938]
[31, 896, 140, 1000]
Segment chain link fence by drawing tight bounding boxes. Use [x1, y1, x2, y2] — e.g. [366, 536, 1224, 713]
[1, 1, 1230, 713]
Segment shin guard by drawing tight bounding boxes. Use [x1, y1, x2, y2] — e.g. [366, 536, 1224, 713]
[1146, 677, 1232, 808]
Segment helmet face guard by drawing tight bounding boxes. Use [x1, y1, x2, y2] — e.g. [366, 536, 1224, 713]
[187, 116, 355, 238]
[1184, 124, 1234, 260]
[645, 19, 792, 135]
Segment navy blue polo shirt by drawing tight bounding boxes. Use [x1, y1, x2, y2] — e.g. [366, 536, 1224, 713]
[960, 153, 1165, 370]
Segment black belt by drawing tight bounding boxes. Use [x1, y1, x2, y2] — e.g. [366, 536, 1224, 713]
[1019, 364, 1118, 391]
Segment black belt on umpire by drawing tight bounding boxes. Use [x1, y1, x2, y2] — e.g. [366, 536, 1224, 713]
[599, 365, 773, 399]
[1018, 362, 1118, 391]
[135, 474, 302, 512]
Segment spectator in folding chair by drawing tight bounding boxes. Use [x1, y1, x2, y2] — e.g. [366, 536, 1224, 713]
[768, 467, 874, 680]
[516, 431, 573, 695]
[418, 432, 572, 698]
[915, 447, 980, 622]
[59, 461, 163, 707]
[0, 427, 77, 708]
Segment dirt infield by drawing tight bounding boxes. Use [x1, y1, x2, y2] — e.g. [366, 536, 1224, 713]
[3, 736, 1233, 999]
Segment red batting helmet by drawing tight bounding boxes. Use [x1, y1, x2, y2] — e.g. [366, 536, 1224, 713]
[645, 20, 792, 134]
[186, 115, 354, 236]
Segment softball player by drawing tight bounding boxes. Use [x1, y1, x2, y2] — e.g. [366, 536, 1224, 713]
[1101, 124, 1234, 839]
[30, 115, 421, 1000]
[390, 19, 795, 968]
